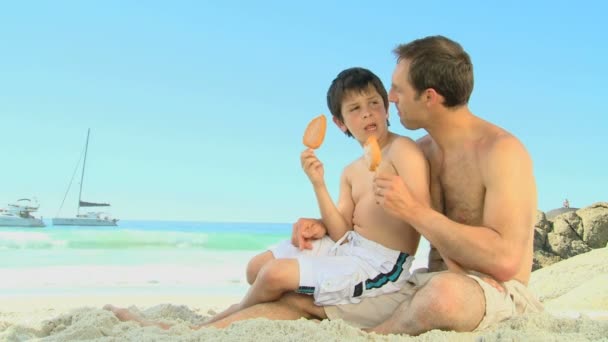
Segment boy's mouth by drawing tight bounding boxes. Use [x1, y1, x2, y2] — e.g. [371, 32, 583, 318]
[364, 123, 377, 132]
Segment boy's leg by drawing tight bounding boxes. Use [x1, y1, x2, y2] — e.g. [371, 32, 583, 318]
[242, 258, 300, 306]
[246, 251, 275, 284]
[209, 236, 335, 325]
[206, 292, 326, 329]
[246, 236, 331, 285]
[205, 258, 300, 324]
[104, 292, 326, 331]
[103, 305, 173, 330]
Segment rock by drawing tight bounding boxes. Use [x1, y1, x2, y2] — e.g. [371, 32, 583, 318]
[545, 207, 578, 220]
[546, 233, 590, 259]
[533, 210, 551, 251]
[552, 212, 581, 240]
[533, 227, 547, 251]
[576, 202, 608, 248]
[533, 202, 607, 270]
[532, 250, 562, 271]
[535, 210, 552, 232]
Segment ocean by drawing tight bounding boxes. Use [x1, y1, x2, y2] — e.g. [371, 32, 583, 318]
[0, 220, 429, 298]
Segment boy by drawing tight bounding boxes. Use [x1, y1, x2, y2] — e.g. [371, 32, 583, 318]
[205, 67, 430, 324]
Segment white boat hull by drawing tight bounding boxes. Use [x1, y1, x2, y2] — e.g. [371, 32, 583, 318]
[0, 216, 45, 227]
[52, 218, 118, 226]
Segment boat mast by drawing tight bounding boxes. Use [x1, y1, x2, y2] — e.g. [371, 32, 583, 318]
[77, 128, 91, 216]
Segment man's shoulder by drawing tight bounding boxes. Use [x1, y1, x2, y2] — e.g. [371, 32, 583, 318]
[476, 119, 527, 152]
[480, 131, 533, 179]
[484, 131, 530, 159]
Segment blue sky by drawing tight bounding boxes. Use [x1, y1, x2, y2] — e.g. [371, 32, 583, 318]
[1, 1, 606, 222]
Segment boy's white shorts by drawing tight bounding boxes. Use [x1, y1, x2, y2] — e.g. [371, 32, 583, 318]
[270, 231, 413, 305]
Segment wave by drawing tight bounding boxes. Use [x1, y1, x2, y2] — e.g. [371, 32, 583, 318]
[0, 229, 289, 251]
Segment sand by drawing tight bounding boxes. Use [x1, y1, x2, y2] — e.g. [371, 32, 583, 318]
[1, 248, 607, 341]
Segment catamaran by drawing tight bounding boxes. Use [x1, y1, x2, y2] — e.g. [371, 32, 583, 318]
[0, 198, 46, 227]
[53, 129, 119, 226]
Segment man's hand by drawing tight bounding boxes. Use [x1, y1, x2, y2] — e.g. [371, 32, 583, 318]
[480, 276, 505, 293]
[291, 218, 326, 250]
[373, 173, 422, 221]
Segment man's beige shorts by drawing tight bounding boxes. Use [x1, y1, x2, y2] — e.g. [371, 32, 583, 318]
[324, 270, 543, 330]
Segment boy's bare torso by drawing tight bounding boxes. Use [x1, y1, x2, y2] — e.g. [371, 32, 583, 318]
[346, 135, 421, 255]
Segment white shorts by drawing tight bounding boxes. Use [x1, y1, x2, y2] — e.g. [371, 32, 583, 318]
[270, 231, 414, 306]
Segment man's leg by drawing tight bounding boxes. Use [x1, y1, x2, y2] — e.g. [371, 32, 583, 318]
[207, 292, 327, 329]
[370, 272, 485, 335]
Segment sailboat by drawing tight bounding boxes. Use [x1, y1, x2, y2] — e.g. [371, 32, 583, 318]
[52, 129, 119, 226]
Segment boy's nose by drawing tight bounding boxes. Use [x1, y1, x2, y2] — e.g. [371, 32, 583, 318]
[362, 107, 372, 118]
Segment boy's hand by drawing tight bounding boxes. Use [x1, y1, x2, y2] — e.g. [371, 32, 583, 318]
[300, 149, 324, 187]
[291, 218, 327, 250]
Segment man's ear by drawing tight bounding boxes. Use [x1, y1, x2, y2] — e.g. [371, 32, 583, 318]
[332, 116, 348, 133]
[425, 88, 444, 107]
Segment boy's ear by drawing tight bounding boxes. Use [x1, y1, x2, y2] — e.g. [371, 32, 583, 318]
[332, 116, 348, 133]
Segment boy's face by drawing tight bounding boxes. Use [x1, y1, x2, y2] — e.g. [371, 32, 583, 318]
[335, 85, 388, 145]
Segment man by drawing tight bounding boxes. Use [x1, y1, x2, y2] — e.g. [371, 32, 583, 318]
[107, 35, 542, 334]
[324, 35, 543, 334]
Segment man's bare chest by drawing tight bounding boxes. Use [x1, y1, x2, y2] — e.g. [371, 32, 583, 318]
[432, 156, 485, 225]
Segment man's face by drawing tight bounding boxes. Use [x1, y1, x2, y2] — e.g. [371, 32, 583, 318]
[337, 85, 388, 144]
[388, 60, 424, 130]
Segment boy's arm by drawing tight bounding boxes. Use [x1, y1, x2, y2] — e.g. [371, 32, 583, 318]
[312, 169, 354, 241]
[300, 149, 353, 241]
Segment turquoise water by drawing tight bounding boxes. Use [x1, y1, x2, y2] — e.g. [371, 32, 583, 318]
[0, 220, 291, 296]
[0, 220, 290, 253]
[2, 220, 287, 249]
[0, 220, 429, 297]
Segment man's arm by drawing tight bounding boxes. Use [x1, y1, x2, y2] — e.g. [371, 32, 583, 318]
[376, 137, 536, 282]
[291, 218, 327, 249]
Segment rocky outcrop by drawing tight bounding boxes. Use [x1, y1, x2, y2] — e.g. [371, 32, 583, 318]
[533, 202, 608, 270]
[545, 207, 578, 220]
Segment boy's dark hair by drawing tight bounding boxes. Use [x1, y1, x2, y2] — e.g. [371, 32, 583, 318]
[326, 67, 389, 137]
[393, 35, 473, 107]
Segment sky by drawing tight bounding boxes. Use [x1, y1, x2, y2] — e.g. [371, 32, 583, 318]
[1, 1, 606, 222]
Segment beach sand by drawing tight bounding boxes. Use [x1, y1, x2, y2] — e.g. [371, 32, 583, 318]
[1, 248, 607, 341]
